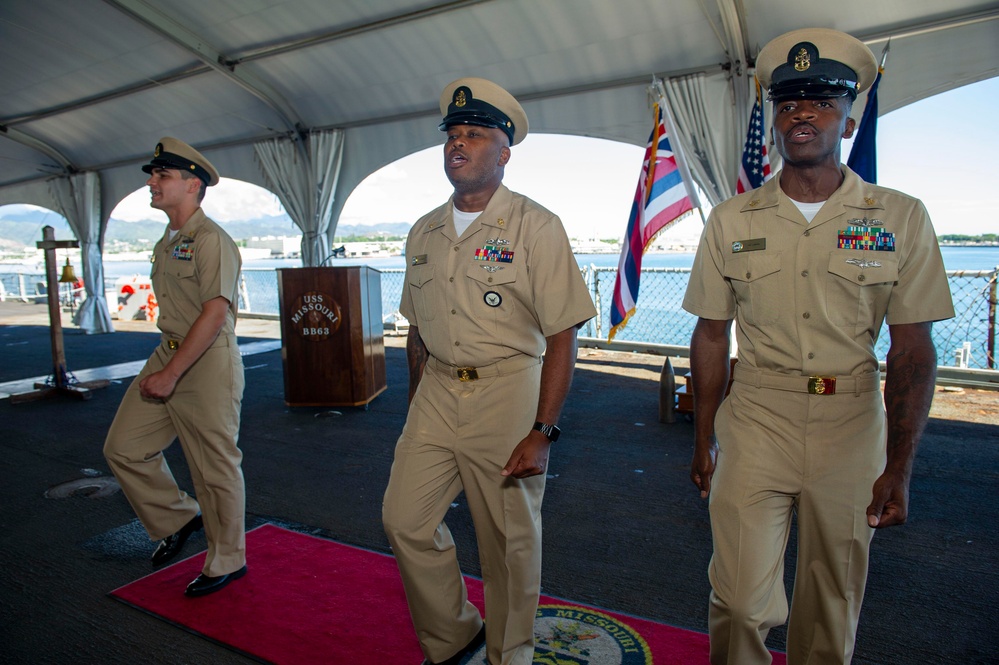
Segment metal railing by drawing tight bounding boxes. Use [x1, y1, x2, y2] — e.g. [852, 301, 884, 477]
[372, 266, 998, 371]
[582, 266, 998, 371]
[3, 265, 996, 371]
[0, 272, 84, 306]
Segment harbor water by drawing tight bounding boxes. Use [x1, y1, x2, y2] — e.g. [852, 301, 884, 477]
[3, 247, 997, 369]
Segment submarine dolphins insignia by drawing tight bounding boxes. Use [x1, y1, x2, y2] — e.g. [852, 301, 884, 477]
[847, 217, 884, 228]
[846, 258, 881, 269]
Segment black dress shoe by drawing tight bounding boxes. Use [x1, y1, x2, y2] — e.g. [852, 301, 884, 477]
[421, 624, 485, 665]
[184, 565, 247, 597]
[151, 513, 203, 567]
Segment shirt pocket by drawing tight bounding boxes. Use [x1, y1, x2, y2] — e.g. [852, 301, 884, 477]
[825, 252, 899, 328]
[164, 257, 197, 279]
[407, 264, 437, 322]
[722, 252, 783, 325]
[466, 263, 519, 322]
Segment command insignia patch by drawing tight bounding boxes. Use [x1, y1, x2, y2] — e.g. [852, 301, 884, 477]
[465, 605, 652, 665]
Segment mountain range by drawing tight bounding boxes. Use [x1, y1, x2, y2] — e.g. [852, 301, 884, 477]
[0, 206, 411, 250]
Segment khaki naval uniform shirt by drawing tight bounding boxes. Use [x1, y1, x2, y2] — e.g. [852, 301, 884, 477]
[400, 184, 596, 366]
[152, 208, 241, 341]
[684, 166, 954, 375]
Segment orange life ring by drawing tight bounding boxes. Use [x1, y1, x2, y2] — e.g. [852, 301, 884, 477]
[145, 293, 158, 320]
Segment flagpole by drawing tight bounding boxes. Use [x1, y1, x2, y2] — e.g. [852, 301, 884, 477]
[878, 38, 891, 69]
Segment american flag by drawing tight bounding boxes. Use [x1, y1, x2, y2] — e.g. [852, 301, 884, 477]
[736, 83, 771, 194]
[609, 103, 694, 341]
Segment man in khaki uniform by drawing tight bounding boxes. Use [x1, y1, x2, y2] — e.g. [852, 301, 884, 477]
[683, 29, 955, 665]
[104, 137, 247, 597]
[383, 78, 596, 665]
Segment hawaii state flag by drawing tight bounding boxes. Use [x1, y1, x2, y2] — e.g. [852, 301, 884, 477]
[736, 82, 771, 193]
[609, 103, 694, 341]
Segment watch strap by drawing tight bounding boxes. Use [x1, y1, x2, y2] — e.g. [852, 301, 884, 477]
[533, 421, 561, 442]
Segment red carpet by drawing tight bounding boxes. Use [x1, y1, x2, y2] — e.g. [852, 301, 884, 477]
[110, 524, 786, 664]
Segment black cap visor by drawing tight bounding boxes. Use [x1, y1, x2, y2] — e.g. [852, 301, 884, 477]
[439, 108, 514, 144]
[141, 153, 211, 185]
[768, 77, 859, 102]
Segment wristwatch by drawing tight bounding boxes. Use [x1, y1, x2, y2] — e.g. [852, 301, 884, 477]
[532, 421, 561, 443]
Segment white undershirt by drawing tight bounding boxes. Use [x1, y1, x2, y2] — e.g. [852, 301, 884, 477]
[168, 228, 180, 242]
[788, 197, 827, 224]
[452, 206, 481, 237]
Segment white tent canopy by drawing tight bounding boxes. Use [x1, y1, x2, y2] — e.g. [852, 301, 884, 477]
[2, 0, 997, 330]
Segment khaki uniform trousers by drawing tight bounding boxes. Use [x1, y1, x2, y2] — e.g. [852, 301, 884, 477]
[383, 357, 544, 665]
[104, 337, 246, 577]
[708, 378, 886, 665]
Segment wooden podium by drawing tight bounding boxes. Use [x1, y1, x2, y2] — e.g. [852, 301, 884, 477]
[276, 267, 387, 407]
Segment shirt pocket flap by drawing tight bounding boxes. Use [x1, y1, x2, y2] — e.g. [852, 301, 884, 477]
[827, 254, 899, 286]
[466, 264, 519, 286]
[722, 252, 781, 284]
[408, 264, 435, 288]
[166, 259, 197, 278]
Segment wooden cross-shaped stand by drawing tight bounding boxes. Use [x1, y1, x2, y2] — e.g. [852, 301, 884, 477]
[9, 226, 110, 404]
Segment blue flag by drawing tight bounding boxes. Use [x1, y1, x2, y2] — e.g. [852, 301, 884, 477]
[847, 68, 882, 183]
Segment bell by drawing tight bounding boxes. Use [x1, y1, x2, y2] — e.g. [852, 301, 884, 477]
[59, 258, 78, 283]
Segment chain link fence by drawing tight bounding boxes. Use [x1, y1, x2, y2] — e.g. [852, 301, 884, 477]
[938, 269, 998, 370]
[3, 266, 996, 370]
[583, 266, 997, 371]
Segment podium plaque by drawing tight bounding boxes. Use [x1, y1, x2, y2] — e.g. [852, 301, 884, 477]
[276, 267, 387, 407]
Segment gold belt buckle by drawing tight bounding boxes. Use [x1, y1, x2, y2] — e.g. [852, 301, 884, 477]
[456, 367, 479, 381]
[808, 376, 836, 395]
[167, 340, 179, 350]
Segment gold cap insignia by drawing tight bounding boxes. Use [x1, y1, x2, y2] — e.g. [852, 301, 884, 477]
[455, 90, 467, 108]
[794, 47, 810, 72]
[154, 143, 162, 157]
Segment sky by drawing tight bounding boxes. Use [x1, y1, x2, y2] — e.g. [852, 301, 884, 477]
[101, 76, 999, 242]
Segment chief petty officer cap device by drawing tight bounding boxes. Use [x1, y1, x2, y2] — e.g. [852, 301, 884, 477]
[756, 28, 878, 102]
[439, 77, 529, 146]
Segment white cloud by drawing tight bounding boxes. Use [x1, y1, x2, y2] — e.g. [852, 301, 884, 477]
[338, 147, 453, 227]
[112, 178, 286, 223]
[110, 189, 164, 222]
[202, 180, 285, 222]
